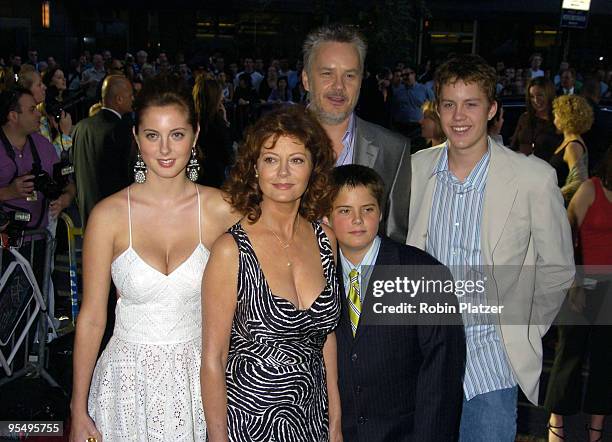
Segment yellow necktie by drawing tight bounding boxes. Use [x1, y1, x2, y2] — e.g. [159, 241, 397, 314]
[348, 269, 362, 336]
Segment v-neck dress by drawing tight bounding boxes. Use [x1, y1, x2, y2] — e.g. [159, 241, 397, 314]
[225, 221, 340, 441]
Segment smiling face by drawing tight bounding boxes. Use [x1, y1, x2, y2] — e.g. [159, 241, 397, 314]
[328, 184, 380, 257]
[134, 104, 198, 181]
[256, 135, 313, 205]
[302, 41, 362, 126]
[528, 85, 548, 114]
[438, 80, 496, 153]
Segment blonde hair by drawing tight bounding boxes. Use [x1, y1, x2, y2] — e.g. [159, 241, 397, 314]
[15, 65, 39, 90]
[422, 101, 446, 143]
[553, 95, 593, 135]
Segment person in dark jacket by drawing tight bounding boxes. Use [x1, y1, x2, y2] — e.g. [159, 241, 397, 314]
[71, 75, 133, 227]
[326, 164, 466, 442]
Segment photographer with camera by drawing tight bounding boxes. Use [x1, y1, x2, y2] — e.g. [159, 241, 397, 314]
[0, 87, 75, 282]
[17, 65, 73, 158]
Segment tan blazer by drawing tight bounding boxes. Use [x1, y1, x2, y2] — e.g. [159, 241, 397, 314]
[407, 138, 575, 404]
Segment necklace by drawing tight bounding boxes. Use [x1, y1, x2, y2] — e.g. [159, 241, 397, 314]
[265, 216, 300, 267]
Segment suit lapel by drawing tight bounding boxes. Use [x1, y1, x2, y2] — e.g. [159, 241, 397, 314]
[481, 141, 518, 267]
[335, 258, 353, 345]
[406, 147, 444, 249]
[353, 117, 380, 168]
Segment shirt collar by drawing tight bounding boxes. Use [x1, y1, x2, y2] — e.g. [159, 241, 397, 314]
[341, 112, 356, 148]
[431, 138, 491, 192]
[340, 235, 381, 282]
[334, 112, 356, 166]
[101, 107, 122, 119]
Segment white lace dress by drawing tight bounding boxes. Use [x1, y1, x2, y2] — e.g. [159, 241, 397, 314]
[88, 187, 209, 441]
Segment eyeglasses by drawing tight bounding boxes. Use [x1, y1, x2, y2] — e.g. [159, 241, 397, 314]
[402, 71, 415, 78]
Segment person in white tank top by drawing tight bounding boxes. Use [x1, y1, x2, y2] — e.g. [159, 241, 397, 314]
[69, 76, 240, 442]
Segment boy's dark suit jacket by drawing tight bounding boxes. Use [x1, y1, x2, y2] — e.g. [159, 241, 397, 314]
[336, 236, 466, 442]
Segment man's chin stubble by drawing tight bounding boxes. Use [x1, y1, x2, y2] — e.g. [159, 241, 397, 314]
[315, 108, 351, 125]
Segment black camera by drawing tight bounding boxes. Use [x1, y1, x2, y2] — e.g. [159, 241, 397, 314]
[0, 208, 31, 248]
[0, 207, 31, 233]
[45, 100, 64, 123]
[29, 164, 65, 201]
[45, 89, 86, 123]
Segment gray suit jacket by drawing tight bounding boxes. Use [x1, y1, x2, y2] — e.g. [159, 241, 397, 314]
[407, 138, 575, 404]
[353, 116, 411, 243]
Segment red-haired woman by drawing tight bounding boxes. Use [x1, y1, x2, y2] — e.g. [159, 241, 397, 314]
[201, 106, 342, 441]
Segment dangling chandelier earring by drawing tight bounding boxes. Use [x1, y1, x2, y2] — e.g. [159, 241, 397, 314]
[134, 150, 147, 184]
[186, 146, 200, 182]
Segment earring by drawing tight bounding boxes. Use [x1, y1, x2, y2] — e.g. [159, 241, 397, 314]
[134, 150, 147, 184]
[186, 146, 200, 182]
[254, 166, 259, 178]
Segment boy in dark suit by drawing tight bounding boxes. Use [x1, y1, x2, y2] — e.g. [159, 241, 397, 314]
[326, 164, 466, 442]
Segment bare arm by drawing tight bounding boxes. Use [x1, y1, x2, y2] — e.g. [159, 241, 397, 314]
[323, 332, 342, 441]
[567, 177, 595, 232]
[561, 141, 588, 202]
[200, 187, 241, 249]
[320, 224, 342, 440]
[69, 202, 116, 441]
[201, 233, 239, 442]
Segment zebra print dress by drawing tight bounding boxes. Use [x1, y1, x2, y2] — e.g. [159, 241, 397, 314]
[225, 221, 340, 442]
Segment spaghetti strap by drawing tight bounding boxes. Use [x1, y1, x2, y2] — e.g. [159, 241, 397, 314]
[195, 185, 202, 245]
[127, 187, 133, 247]
[561, 139, 587, 154]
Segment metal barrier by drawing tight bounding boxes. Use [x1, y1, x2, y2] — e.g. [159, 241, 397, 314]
[60, 212, 83, 325]
[0, 228, 62, 389]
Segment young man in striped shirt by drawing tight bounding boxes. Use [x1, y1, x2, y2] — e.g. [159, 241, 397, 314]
[407, 55, 574, 441]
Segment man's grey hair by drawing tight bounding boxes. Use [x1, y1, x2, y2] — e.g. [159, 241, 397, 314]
[302, 24, 367, 76]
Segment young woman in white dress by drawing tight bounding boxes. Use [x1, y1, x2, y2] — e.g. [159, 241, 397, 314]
[69, 76, 239, 442]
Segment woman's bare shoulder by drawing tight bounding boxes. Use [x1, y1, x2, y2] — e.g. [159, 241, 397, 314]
[85, 189, 128, 237]
[197, 185, 241, 225]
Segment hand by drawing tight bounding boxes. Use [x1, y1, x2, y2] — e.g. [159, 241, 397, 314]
[59, 111, 73, 134]
[69, 412, 102, 442]
[569, 285, 586, 313]
[218, 104, 229, 125]
[49, 193, 71, 218]
[9, 175, 35, 199]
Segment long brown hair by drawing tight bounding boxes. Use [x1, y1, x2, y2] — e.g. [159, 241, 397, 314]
[525, 77, 555, 123]
[192, 77, 222, 130]
[223, 106, 334, 222]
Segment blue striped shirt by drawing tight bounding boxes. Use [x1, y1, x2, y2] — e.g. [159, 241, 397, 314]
[426, 143, 516, 400]
[335, 113, 356, 167]
[339, 235, 381, 302]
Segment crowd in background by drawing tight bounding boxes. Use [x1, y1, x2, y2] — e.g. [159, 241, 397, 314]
[0, 26, 611, 442]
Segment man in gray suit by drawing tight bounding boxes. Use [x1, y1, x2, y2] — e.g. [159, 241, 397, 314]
[302, 24, 411, 243]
